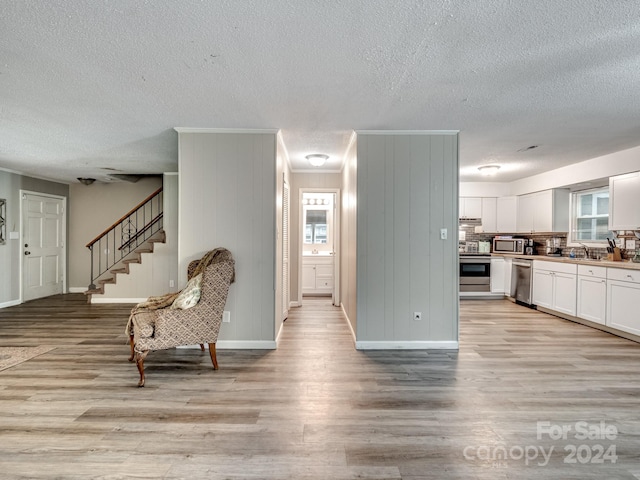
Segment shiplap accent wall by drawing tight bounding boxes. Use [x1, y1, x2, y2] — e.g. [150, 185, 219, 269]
[340, 134, 358, 336]
[177, 130, 278, 348]
[356, 132, 459, 349]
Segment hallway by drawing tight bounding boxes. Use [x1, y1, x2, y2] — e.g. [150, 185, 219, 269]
[0, 295, 639, 478]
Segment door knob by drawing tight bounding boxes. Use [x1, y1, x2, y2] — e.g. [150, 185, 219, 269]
[24, 251, 31, 255]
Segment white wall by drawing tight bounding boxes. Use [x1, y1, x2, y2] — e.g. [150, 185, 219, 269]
[463, 145, 640, 198]
[340, 134, 357, 335]
[177, 129, 277, 348]
[275, 133, 291, 341]
[0, 170, 69, 307]
[509, 145, 640, 195]
[356, 132, 459, 349]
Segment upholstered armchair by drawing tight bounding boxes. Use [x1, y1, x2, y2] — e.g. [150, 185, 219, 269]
[127, 249, 235, 387]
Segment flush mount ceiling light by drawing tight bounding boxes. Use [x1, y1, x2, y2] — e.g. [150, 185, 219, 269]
[77, 177, 96, 185]
[478, 165, 501, 176]
[306, 154, 329, 167]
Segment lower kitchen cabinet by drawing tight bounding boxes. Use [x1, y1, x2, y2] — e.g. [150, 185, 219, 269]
[606, 268, 640, 336]
[532, 260, 577, 316]
[503, 257, 513, 296]
[490, 257, 505, 293]
[576, 265, 607, 325]
[302, 256, 334, 295]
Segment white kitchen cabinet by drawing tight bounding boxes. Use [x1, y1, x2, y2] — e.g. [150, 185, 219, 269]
[481, 197, 497, 232]
[606, 268, 640, 335]
[532, 260, 577, 315]
[459, 197, 483, 218]
[302, 256, 334, 295]
[490, 257, 505, 293]
[576, 265, 607, 325]
[516, 189, 570, 233]
[609, 172, 640, 230]
[503, 257, 513, 296]
[496, 196, 517, 233]
[532, 269, 554, 309]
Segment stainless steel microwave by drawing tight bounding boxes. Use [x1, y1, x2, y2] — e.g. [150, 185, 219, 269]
[493, 238, 525, 254]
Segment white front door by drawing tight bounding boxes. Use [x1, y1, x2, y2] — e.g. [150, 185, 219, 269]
[22, 193, 65, 301]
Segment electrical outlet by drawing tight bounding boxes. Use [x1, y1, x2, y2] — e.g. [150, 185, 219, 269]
[223, 311, 231, 323]
[414, 312, 422, 321]
[626, 239, 636, 250]
[169, 280, 175, 288]
[440, 228, 447, 240]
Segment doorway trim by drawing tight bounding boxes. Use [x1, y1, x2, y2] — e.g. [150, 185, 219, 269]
[19, 190, 67, 303]
[298, 187, 341, 307]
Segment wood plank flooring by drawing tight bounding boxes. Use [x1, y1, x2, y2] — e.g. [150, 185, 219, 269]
[0, 295, 639, 479]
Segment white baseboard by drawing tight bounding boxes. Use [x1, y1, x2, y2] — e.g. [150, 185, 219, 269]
[355, 340, 459, 350]
[91, 297, 145, 304]
[177, 340, 277, 350]
[340, 303, 357, 343]
[289, 301, 301, 308]
[275, 322, 284, 347]
[68, 287, 87, 293]
[0, 299, 21, 309]
[217, 340, 277, 350]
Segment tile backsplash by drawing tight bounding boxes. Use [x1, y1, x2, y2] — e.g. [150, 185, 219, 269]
[458, 219, 638, 260]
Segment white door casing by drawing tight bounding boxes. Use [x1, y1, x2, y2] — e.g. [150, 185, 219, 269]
[282, 180, 290, 320]
[22, 192, 66, 301]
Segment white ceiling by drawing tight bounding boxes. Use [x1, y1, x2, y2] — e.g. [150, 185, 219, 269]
[2, 1, 640, 184]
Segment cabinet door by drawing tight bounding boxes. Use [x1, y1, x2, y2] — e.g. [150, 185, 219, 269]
[577, 275, 607, 325]
[609, 172, 640, 230]
[607, 280, 640, 335]
[490, 258, 505, 293]
[496, 197, 517, 233]
[533, 190, 553, 232]
[460, 197, 482, 218]
[503, 258, 513, 296]
[532, 269, 553, 308]
[516, 194, 535, 233]
[552, 272, 577, 316]
[482, 197, 497, 232]
[302, 264, 316, 292]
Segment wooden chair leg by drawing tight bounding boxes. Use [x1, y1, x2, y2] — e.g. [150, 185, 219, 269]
[199, 344, 205, 351]
[208, 343, 219, 370]
[128, 335, 135, 362]
[135, 350, 148, 387]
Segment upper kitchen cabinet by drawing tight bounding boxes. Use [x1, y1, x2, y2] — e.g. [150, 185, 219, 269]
[459, 197, 483, 218]
[459, 197, 497, 232]
[609, 172, 640, 230]
[516, 189, 570, 233]
[496, 196, 517, 232]
[481, 197, 497, 232]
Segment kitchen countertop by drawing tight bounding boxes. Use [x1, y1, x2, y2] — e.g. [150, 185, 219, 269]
[491, 253, 640, 271]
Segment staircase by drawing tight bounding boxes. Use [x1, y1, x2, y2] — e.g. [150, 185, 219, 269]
[84, 188, 164, 303]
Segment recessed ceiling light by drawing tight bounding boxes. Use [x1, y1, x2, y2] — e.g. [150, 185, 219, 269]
[478, 165, 501, 176]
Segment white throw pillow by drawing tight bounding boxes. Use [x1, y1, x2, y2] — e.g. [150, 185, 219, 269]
[170, 273, 202, 310]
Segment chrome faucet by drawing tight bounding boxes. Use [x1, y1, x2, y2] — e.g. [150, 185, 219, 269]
[579, 243, 589, 259]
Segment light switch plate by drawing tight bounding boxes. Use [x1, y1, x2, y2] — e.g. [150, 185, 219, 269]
[9, 231, 19, 240]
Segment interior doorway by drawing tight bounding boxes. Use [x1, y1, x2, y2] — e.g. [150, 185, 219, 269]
[21, 191, 66, 302]
[298, 188, 340, 306]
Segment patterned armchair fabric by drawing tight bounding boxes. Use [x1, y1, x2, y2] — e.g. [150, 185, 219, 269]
[128, 250, 235, 386]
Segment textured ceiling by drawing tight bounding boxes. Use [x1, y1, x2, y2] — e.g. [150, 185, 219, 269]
[2, 1, 640, 184]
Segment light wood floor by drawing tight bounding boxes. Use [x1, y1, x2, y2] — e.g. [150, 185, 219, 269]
[0, 295, 639, 479]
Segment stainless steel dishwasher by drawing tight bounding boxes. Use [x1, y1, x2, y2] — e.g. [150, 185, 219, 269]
[511, 258, 533, 306]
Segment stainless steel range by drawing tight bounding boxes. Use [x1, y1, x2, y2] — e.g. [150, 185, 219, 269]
[459, 254, 491, 292]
